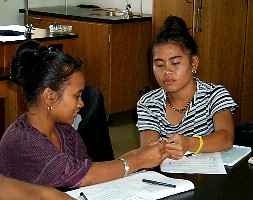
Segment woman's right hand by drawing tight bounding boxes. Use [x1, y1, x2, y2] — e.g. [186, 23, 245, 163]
[123, 140, 169, 169]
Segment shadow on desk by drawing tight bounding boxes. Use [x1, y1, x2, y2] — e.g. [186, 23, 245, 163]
[160, 190, 194, 200]
[235, 122, 253, 149]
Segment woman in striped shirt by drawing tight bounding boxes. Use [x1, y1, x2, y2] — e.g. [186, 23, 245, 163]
[137, 16, 237, 160]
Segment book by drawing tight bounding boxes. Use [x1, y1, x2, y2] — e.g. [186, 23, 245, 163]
[66, 171, 194, 200]
[221, 145, 252, 166]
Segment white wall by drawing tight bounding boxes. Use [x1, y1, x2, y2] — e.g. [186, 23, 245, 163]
[0, 0, 152, 25]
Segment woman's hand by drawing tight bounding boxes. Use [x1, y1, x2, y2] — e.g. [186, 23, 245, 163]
[123, 139, 169, 169]
[138, 140, 170, 168]
[164, 134, 191, 160]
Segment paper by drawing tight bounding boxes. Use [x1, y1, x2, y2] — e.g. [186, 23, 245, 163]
[66, 171, 194, 200]
[161, 152, 227, 174]
[221, 145, 252, 166]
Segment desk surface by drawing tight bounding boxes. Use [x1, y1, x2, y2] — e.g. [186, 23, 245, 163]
[61, 154, 253, 200]
[159, 154, 253, 200]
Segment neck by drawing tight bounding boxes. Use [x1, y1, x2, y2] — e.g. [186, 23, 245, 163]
[27, 107, 55, 137]
[166, 79, 196, 114]
[166, 96, 192, 114]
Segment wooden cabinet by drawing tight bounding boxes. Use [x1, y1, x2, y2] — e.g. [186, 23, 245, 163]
[152, 0, 194, 37]
[241, 0, 253, 124]
[29, 15, 151, 114]
[152, 0, 253, 125]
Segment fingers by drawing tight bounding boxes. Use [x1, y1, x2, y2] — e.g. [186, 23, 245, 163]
[165, 134, 179, 143]
[156, 140, 167, 149]
[164, 149, 184, 160]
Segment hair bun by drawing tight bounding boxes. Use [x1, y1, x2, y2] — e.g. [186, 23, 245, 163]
[10, 41, 47, 84]
[161, 15, 189, 34]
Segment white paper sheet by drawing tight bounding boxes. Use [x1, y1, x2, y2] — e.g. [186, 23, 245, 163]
[66, 171, 194, 200]
[161, 152, 227, 174]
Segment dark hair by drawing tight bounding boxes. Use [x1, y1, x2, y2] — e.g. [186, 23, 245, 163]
[10, 40, 82, 106]
[152, 15, 197, 56]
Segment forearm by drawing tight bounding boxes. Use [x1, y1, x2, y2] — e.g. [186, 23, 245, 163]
[80, 142, 168, 186]
[0, 174, 73, 200]
[196, 110, 235, 152]
[80, 152, 141, 186]
[140, 130, 160, 146]
[197, 130, 234, 152]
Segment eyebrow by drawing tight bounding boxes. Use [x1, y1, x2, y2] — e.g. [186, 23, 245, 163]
[169, 55, 182, 60]
[76, 89, 84, 94]
[154, 55, 182, 62]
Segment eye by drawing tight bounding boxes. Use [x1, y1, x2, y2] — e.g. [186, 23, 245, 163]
[76, 92, 82, 100]
[172, 62, 180, 66]
[154, 61, 164, 68]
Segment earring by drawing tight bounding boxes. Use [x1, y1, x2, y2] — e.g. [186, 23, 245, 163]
[192, 70, 197, 74]
[48, 106, 52, 114]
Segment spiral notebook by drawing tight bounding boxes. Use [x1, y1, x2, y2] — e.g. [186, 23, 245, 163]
[66, 171, 194, 200]
[221, 145, 252, 166]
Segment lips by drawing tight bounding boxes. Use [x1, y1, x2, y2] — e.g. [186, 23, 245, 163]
[73, 110, 80, 118]
[164, 78, 175, 85]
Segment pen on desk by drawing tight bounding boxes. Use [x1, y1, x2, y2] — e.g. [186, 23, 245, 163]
[80, 192, 88, 200]
[142, 179, 176, 188]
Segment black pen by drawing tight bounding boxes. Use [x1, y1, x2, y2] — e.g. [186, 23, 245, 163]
[142, 179, 176, 188]
[80, 192, 88, 200]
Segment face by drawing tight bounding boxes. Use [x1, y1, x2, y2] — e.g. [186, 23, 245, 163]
[51, 71, 85, 125]
[152, 42, 198, 93]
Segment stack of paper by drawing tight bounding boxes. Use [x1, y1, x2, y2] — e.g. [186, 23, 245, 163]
[66, 171, 194, 200]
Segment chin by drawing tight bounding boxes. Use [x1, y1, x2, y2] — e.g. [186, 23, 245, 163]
[62, 119, 74, 126]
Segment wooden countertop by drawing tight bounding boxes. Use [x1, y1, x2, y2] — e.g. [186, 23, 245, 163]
[0, 25, 77, 45]
[19, 6, 152, 24]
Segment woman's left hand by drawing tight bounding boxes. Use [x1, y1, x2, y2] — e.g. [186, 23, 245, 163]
[164, 134, 190, 160]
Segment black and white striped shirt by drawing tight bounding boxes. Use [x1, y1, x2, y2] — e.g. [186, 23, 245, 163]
[136, 78, 238, 137]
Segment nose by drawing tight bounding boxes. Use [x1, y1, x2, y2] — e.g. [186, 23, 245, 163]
[163, 62, 173, 75]
[163, 69, 170, 75]
[78, 98, 84, 109]
[163, 68, 173, 75]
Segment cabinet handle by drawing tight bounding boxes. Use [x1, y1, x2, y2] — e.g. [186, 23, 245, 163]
[31, 17, 51, 23]
[186, 0, 192, 3]
[32, 17, 42, 20]
[195, 0, 203, 32]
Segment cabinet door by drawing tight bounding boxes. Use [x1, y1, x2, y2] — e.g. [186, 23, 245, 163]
[28, 15, 54, 29]
[152, 0, 194, 37]
[241, 0, 253, 123]
[194, 0, 247, 124]
[110, 22, 151, 113]
[78, 22, 111, 113]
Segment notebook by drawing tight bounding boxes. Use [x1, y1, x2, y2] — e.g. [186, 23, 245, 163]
[221, 145, 252, 166]
[66, 171, 194, 200]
